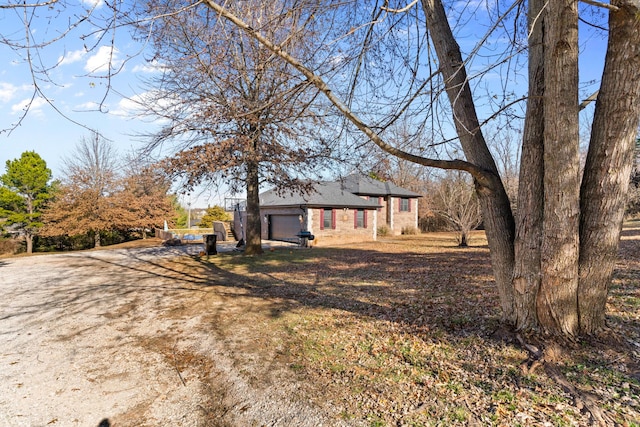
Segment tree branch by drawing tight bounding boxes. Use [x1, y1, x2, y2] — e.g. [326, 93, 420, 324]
[579, 90, 599, 111]
[201, 0, 499, 190]
[0, 0, 59, 9]
[579, 0, 620, 12]
[381, 0, 419, 13]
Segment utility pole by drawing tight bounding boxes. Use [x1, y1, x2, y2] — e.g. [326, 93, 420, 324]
[187, 201, 191, 229]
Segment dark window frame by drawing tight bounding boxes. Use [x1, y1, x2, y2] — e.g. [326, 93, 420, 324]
[320, 208, 336, 230]
[354, 209, 367, 229]
[399, 198, 411, 212]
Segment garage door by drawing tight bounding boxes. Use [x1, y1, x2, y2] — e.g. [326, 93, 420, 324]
[269, 215, 302, 242]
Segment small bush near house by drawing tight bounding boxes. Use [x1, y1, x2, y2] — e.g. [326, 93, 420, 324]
[377, 225, 391, 236]
[401, 226, 419, 235]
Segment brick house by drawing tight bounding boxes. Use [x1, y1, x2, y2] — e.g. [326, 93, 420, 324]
[338, 174, 421, 235]
[258, 175, 421, 246]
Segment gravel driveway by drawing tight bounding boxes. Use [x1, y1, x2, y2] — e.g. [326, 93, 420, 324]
[0, 245, 336, 427]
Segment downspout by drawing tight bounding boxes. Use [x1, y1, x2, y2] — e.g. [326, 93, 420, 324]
[389, 196, 394, 232]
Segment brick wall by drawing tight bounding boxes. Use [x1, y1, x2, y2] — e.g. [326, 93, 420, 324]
[308, 207, 376, 246]
[388, 197, 419, 235]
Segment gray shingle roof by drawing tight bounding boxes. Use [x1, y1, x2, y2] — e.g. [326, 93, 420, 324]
[260, 181, 381, 209]
[339, 174, 422, 197]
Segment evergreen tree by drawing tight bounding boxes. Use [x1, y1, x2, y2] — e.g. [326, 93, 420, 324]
[0, 151, 54, 253]
[198, 206, 231, 228]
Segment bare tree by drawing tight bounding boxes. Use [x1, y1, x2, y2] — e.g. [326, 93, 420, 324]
[136, 0, 336, 254]
[487, 124, 520, 207]
[431, 171, 482, 247]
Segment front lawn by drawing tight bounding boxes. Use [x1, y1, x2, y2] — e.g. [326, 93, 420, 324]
[165, 231, 639, 426]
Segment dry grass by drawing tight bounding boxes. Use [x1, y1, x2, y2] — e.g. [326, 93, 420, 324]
[156, 229, 639, 426]
[0, 237, 164, 258]
[96, 237, 165, 250]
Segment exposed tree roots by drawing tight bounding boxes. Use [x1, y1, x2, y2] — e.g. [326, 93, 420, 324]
[516, 334, 615, 427]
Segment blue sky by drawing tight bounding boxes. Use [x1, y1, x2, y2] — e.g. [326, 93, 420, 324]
[0, 1, 609, 207]
[0, 2, 159, 175]
[0, 1, 224, 206]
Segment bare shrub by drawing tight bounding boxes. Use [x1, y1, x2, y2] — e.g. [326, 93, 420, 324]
[377, 225, 391, 236]
[401, 226, 418, 235]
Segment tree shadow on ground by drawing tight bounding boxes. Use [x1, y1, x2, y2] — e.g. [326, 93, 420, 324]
[4, 238, 637, 351]
[30, 237, 636, 350]
[166, 241, 639, 423]
[0, 240, 499, 348]
[187, 245, 500, 340]
[3, 239, 638, 426]
[620, 226, 640, 239]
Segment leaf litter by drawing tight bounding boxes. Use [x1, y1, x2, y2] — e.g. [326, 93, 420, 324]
[159, 230, 639, 426]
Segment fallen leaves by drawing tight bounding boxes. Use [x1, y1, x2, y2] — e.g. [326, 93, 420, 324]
[162, 231, 640, 425]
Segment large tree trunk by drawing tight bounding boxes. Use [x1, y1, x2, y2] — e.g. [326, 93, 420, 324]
[459, 231, 468, 247]
[537, 0, 580, 336]
[420, 0, 515, 319]
[512, 0, 545, 330]
[244, 160, 263, 255]
[25, 198, 35, 254]
[578, 1, 640, 334]
[25, 233, 33, 254]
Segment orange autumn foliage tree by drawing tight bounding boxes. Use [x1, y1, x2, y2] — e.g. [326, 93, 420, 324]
[116, 160, 176, 239]
[42, 134, 176, 247]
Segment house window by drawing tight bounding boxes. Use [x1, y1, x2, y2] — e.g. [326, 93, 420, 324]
[354, 209, 367, 228]
[399, 198, 411, 212]
[320, 208, 335, 230]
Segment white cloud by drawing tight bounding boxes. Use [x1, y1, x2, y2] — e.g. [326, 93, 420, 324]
[74, 101, 101, 111]
[132, 60, 166, 74]
[0, 82, 34, 104]
[58, 49, 86, 66]
[109, 94, 145, 117]
[0, 82, 20, 103]
[11, 96, 47, 115]
[84, 46, 122, 74]
[329, 53, 347, 68]
[82, 0, 104, 8]
[110, 90, 178, 120]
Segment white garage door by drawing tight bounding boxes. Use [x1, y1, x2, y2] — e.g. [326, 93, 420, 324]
[269, 215, 302, 241]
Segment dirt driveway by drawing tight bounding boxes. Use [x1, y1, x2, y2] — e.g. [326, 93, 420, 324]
[0, 245, 342, 427]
